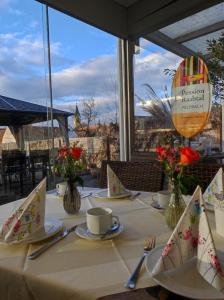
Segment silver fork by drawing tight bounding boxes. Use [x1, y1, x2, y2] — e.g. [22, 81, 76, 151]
[125, 236, 156, 289]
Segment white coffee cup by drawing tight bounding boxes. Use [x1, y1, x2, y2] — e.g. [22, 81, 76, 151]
[56, 182, 67, 196]
[157, 191, 171, 208]
[86, 207, 119, 235]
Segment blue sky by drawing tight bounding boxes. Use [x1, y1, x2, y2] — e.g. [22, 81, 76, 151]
[0, 0, 181, 123]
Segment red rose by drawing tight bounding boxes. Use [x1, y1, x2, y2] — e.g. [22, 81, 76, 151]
[180, 147, 200, 165]
[71, 147, 82, 160]
[156, 147, 166, 159]
[58, 145, 69, 158]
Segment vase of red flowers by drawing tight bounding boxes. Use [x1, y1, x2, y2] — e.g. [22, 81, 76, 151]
[55, 145, 84, 214]
[156, 146, 200, 229]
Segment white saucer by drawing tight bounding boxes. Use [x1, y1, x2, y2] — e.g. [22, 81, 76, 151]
[75, 222, 124, 240]
[0, 218, 63, 244]
[145, 245, 224, 299]
[93, 189, 132, 199]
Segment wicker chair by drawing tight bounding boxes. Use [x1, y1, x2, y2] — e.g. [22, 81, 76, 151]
[99, 160, 164, 192]
[30, 150, 49, 187]
[183, 163, 223, 192]
[1, 150, 27, 194]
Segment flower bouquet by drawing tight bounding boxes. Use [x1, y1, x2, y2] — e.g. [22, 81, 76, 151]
[54, 145, 84, 214]
[156, 145, 200, 228]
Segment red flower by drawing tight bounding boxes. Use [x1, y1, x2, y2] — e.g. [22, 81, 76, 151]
[208, 251, 224, 276]
[71, 147, 82, 160]
[156, 147, 166, 160]
[175, 165, 181, 173]
[58, 145, 69, 158]
[13, 220, 21, 233]
[180, 147, 200, 165]
[162, 242, 172, 257]
[183, 227, 192, 240]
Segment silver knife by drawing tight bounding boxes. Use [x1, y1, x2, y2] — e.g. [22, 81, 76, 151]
[131, 192, 141, 199]
[28, 224, 79, 260]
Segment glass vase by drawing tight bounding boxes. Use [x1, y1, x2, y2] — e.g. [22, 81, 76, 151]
[63, 180, 81, 214]
[165, 180, 186, 229]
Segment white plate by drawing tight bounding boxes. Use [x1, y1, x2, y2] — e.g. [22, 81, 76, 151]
[93, 189, 132, 199]
[145, 245, 224, 299]
[75, 222, 124, 240]
[0, 218, 63, 245]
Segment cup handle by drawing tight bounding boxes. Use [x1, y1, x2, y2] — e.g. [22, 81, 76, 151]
[112, 215, 120, 228]
[152, 194, 157, 203]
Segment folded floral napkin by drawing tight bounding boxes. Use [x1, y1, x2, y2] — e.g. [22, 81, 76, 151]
[107, 165, 127, 197]
[152, 186, 224, 292]
[203, 168, 224, 207]
[0, 178, 46, 243]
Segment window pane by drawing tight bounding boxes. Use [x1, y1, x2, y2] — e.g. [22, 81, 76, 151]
[0, 0, 52, 201]
[49, 8, 119, 187]
[133, 37, 223, 163]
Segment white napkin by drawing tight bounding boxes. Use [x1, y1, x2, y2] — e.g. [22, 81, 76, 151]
[0, 178, 46, 243]
[203, 168, 224, 206]
[152, 186, 224, 291]
[107, 165, 126, 197]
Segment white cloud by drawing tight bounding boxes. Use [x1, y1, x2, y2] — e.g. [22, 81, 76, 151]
[0, 33, 73, 76]
[0, 0, 22, 14]
[0, 30, 182, 121]
[135, 51, 181, 93]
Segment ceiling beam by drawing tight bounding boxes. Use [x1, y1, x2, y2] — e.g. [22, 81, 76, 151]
[128, 0, 223, 39]
[145, 31, 197, 58]
[175, 20, 224, 43]
[36, 0, 128, 39]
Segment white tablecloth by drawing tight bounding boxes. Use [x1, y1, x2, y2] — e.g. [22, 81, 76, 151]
[0, 188, 220, 300]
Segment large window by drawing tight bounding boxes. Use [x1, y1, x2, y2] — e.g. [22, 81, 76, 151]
[133, 35, 223, 159]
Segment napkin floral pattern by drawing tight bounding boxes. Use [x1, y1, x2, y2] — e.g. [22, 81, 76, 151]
[0, 178, 46, 243]
[152, 186, 224, 292]
[107, 165, 126, 197]
[203, 168, 224, 207]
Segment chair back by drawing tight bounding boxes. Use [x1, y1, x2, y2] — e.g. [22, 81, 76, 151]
[30, 150, 49, 164]
[184, 163, 223, 192]
[2, 150, 26, 170]
[99, 160, 163, 192]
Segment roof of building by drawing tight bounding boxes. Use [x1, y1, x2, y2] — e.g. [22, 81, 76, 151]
[0, 95, 73, 126]
[0, 128, 6, 143]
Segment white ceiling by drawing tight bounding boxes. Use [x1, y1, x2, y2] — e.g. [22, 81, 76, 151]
[113, 0, 139, 7]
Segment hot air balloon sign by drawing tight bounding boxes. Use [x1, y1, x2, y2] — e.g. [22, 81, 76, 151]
[171, 56, 212, 138]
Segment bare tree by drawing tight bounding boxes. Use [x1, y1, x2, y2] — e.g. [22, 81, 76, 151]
[82, 98, 98, 136]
